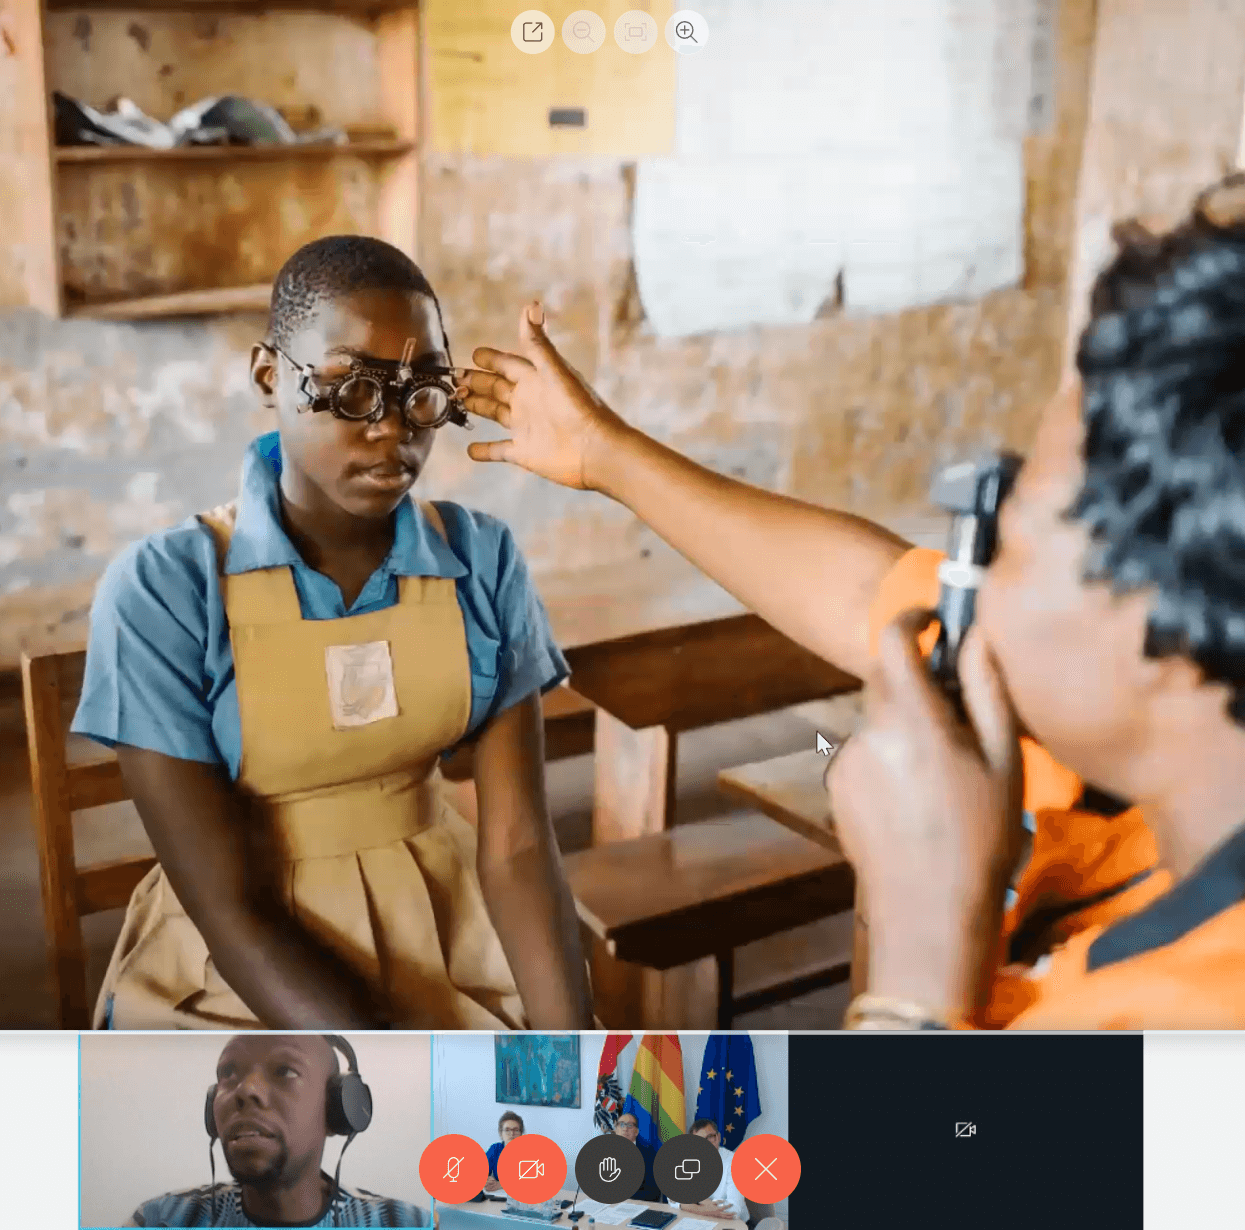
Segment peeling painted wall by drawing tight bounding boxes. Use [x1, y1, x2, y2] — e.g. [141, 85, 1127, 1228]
[0, 0, 1105, 667]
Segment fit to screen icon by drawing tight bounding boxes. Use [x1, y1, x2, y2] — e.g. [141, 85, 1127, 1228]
[675, 1158, 701, 1181]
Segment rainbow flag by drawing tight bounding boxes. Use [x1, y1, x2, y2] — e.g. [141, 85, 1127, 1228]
[622, 1034, 686, 1151]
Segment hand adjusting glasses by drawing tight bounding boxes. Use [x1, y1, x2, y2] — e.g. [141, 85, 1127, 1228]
[274, 338, 470, 431]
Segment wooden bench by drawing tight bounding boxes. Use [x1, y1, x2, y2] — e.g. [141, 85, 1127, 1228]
[564, 813, 855, 1027]
[719, 748, 869, 996]
[539, 549, 861, 844]
[561, 614, 859, 845]
[538, 552, 863, 1024]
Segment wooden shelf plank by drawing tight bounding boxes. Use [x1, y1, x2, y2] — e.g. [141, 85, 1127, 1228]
[47, 0, 410, 12]
[56, 139, 414, 165]
[65, 284, 271, 321]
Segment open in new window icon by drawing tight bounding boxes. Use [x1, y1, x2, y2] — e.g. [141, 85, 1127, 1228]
[955, 1123, 977, 1138]
[522, 21, 543, 41]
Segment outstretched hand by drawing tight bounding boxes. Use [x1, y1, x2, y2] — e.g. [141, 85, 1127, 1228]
[455, 303, 628, 491]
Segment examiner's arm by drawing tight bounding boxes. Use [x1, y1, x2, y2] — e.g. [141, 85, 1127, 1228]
[460, 305, 910, 681]
[117, 747, 385, 1028]
[472, 691, 594, 1028]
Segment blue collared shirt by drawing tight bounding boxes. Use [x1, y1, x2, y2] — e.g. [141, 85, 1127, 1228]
[71, 432, 569, 778]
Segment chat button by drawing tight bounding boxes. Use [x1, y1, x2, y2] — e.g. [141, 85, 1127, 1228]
[511, 9, 555, 54]
[496, 1133, 567, 1204]
[653, 1132, 722, 1205]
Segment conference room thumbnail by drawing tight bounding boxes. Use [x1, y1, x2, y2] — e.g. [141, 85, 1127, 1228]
[79, 1032, 433, 1229]
[429, 1032, 791, 1229]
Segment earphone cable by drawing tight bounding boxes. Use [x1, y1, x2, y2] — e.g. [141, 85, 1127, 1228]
[208, 1140, 218, 1226]
[331, 1131, 358, 1228]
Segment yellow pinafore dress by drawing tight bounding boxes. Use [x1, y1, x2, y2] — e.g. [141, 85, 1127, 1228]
[93, 499, 525, 1030]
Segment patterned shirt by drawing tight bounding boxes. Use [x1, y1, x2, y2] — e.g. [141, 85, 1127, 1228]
[125, 1179, 431, 1227]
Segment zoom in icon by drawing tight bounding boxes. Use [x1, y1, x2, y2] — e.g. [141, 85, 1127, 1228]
[574, 1134, 646, 1203]
[653, 1132, 723, 1205]
[665, 9, 709, 54]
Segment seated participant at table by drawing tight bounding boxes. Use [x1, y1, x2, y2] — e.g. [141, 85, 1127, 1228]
[612, 1112, 664, 1204]
[682, 1119, 749, 1224]
[72, 235, 592, 1032]
[125, 1033, 429, 1227]
[825, 182, 1245, 1029]
[484, 1112, 524, 1193]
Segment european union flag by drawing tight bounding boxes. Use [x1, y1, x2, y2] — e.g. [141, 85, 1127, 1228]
[694, 1034, 761, 1149]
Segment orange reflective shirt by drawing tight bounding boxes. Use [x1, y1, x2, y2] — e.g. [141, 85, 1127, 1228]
[868, 548, 1167, 1027]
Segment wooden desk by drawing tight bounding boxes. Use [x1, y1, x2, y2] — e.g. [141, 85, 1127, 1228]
[565, 814, 854, 1026]
[441, 1189, 747, 1230]
[717, 750, 840, 854]
[538, 551, 860, 846]
[718, 748, 868, 997]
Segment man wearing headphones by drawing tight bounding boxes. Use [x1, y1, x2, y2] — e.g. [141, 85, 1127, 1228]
[124, 1034, 430, 1227]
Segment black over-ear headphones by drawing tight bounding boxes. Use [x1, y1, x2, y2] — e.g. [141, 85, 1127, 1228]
[205, 1034, 374, 1141]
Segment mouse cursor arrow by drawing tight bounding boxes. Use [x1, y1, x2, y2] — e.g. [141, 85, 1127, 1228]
[815, 732, 835, 756]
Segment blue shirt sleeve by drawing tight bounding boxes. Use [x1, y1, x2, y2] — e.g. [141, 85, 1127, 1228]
[436, 504, 569, 740]
[69, 520, 226, 766]
[489, 520, 570, 718]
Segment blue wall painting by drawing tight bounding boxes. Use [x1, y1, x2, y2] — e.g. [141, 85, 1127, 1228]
[495, 1035, 581, 1108]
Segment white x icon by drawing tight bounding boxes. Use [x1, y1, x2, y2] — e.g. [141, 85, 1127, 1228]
[755, 1158, 778, 1180]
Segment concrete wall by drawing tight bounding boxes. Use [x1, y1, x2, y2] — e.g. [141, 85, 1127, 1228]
[1064, 0, 1245, 359]
[1, 0, 1099, 667]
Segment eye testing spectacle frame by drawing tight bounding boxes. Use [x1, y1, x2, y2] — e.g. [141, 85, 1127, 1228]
[271, 339, 471, 431]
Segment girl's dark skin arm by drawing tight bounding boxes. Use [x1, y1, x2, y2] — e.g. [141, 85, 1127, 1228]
[115, 745, 385, 1028]
[472, 690, 594, 1028]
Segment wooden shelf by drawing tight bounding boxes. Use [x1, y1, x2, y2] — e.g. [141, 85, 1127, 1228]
[3, 0, 421, 319]
[45, 0, 409, 12]
[55, 138, 414, 165]
[65, 283, 271, 320]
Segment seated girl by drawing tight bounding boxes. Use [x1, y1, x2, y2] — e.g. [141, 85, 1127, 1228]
[484, 1111, 524, 1193]
[72, 235, 593, 1031]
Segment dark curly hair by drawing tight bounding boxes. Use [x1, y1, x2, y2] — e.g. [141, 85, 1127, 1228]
[267, 234, 451, 360]
[1070, 174, 1245, 725]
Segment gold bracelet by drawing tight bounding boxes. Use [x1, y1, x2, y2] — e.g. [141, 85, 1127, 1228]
[843, 993, 948, 1031]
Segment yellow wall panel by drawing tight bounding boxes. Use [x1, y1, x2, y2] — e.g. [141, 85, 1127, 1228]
[425, 0, 675, 156]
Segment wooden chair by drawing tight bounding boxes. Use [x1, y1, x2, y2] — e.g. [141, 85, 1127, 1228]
[20, 648, 151, 1029]
[20, 647, 598, 1029]
[565, 813, 855, 1027]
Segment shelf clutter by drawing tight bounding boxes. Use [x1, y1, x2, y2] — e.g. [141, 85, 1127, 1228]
[4, 0, 422, 320]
